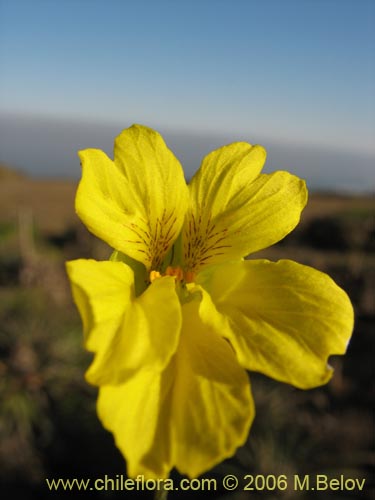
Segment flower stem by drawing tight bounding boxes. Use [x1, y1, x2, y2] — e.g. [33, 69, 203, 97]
[154, 486, 168, 500]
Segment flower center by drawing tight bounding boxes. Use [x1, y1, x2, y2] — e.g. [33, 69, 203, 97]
[149, 266, 195, 284]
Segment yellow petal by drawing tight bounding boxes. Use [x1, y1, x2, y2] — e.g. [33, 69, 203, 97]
[200, 260, 354, 389]
[76, 124, 189, 270]
[172, 294, 254, 477]
[97, 367, 174, 479]
[97, 290, 254, 479]
[184, 141, 307, 271]
[66, 259, 181, 385]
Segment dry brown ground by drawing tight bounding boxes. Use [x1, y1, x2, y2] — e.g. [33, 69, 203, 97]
[0, 166, 77, 234]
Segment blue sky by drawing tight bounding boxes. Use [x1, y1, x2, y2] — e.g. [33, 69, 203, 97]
[0, 0, 374, 188]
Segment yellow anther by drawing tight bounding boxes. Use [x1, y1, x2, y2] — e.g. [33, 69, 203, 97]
[149, 270, 162, 282]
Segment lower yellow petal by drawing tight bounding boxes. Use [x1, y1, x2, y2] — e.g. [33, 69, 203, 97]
[66, 259, 181, 385]
[172, 295, 254, 477]
[66, 259, 133, 352]
[97, 367, 174, 479]
[97, 289, 254, 479]
[200, 260, 354, 389]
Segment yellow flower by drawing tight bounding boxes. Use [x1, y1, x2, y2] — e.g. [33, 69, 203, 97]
[66, 125, 354, 479]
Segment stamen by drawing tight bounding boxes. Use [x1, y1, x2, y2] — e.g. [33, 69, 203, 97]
[165, 266, 184, 281]
[148, 266, 195, 284]
[184, 270, 195, 283]
[149, 270, 161, 282]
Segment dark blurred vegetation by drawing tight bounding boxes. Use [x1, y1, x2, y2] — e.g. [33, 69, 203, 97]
[0, 166, 374, 498]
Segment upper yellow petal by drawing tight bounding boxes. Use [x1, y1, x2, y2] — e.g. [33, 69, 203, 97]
[76, 124, 189, 270]
[188, 141, 266, 215]
[184, 141, 307, 271]
[199, 260, 354, 389]
[66, 259, 181, 385]
[97, 288, 254, 479]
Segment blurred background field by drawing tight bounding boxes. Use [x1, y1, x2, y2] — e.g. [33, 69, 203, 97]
[0, 163, 374, 499]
